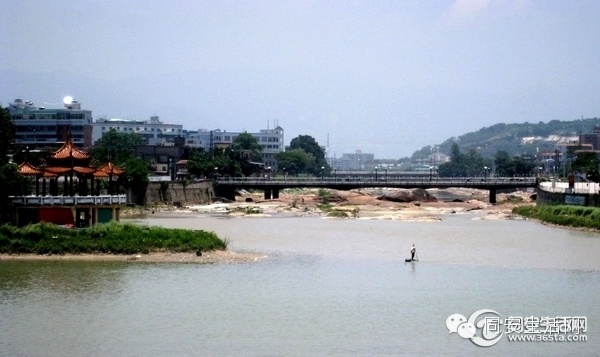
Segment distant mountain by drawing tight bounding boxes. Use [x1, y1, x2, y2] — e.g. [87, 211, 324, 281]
[409, 118, 600, 160]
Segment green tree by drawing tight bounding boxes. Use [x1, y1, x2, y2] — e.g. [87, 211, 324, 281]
[438, 144, 487, 177]
[438, 143, 466, 177]
[90, 130, 145, 165]
[449, 142, 462, 164]
[187, 148, 246, 178]
[118, 157, 151, 205]
[231, 133, 262, 159]
[187, 149, 215, 178]
[213, 149, 243, 177]
[0, 106, 15, 164]
[231, 133, 263, 176]
[513, 155, 536, 176]
[275, 149, 315, 176]
[289, 135, 330, 175]
[494, 150, 515, 177]
[571, 152, 600, 182]
[0, 163, 32, 223]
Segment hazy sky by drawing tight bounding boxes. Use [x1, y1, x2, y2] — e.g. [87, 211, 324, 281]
[2, 0, 600, 158]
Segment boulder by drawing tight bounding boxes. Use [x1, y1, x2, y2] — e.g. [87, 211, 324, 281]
[377, 189, 438, 203]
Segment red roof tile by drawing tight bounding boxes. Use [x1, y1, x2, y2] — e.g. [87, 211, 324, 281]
[49, 137, 90, 160]
[98, 162, 125, 176]
[17, 162, 43, 176]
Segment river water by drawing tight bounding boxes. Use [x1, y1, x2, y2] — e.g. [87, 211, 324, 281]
[1, 211, 599, 356]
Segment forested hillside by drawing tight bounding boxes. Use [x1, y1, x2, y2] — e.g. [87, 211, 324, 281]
[409, 117, 600, 160]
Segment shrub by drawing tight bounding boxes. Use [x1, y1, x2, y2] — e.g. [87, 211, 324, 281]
[0, 222, 227, 255]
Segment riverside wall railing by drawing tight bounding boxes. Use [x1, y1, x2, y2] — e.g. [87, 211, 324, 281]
[538, 181, 600, 194]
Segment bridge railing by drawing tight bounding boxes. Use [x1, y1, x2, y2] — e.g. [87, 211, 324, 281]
[216, 176, 537, 185]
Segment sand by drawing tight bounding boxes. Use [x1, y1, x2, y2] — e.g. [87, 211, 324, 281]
[0, 250, 266, 264]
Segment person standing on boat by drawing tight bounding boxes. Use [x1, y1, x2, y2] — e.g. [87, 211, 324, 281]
[410, 244, 416, 261]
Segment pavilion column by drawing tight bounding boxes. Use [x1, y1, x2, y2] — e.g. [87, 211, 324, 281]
[35, 176, 40, 196]
[90, 177, 95, 196]
[42, 179, 47, 196]
[63, 174, 68, 196]
[70, 171, 75, 196]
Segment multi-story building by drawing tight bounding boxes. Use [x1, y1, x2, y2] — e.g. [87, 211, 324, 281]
[6, 98, 93, 150]
[579, 126, 600, 151]
[183, 126, 284, 169]
[92, 116, 183, 146]
[335, 150, 375, 171]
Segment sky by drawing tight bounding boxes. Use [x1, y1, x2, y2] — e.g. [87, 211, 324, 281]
[2, 0, 600, 159]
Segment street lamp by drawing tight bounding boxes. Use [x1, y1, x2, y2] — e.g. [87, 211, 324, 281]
[267, 166, 271, 180]
[321, 166, 325, 182]
[484, 166, 488, 180]
[214, 167, 218, 179]
[429, 166, 433, 181]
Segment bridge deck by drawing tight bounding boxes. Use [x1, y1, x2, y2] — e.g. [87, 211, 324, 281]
[216, 177, 537, 190]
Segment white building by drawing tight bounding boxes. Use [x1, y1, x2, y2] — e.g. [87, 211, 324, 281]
[92, 116, 183, 146]
[335, 150, 375, 171]
[7, 98, 93, 149]
[183, 126, 284, 169]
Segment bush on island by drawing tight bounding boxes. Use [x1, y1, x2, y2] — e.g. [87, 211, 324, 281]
[0, 222, 228, 255]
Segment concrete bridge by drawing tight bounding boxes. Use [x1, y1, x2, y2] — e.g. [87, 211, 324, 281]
[215, 177, 537, 203]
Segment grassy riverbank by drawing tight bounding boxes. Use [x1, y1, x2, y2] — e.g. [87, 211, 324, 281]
[513, 205, 600, 230]
[0, 222, 228, 255]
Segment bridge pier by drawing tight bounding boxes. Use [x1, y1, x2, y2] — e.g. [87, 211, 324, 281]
[263, 188, 279, 200]
[489, 189, 497, 204]
[216, 186, 237, 202]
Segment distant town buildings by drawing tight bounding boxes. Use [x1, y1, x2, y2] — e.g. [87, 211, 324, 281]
[183, 127, 284, 169]
[92, 116, 183, 146]
[332, 150, 375, 171]
[6, 98, 93, 150]
[6, 97, 285, 170]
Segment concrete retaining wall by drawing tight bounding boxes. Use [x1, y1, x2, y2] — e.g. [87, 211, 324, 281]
[537, 187, 600, 207]
[144, 180, 215, 205]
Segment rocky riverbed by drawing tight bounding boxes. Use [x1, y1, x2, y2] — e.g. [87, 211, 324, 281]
[138, 187, 535, 222]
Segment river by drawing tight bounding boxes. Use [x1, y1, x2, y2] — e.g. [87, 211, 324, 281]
[1, 211, 599, 356]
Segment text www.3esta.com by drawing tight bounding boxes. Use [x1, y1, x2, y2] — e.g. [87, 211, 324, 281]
[507, 334, 587, 342]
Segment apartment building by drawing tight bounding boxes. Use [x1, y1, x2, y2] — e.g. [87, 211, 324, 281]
[183, 126, 284, 169]
[92, 116, 183, 146]
[6, 98, 93, 149]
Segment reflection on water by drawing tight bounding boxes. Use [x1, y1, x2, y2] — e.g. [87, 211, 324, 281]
[1, 214, 599, 356]
[0, 261, 127, 302]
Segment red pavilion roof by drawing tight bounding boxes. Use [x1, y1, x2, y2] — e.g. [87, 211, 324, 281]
[97, 162, 125, 176]
[45, 166, 73, 175]
[17, 162, 44, 176]
[49, 136, 90, 160]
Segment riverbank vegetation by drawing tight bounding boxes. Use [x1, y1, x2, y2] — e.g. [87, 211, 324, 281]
[513, 205, 600, 230]
[0, 222, 228, 255]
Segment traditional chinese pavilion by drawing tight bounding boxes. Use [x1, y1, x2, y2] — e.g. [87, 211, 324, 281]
[11, 135, 126, 227]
